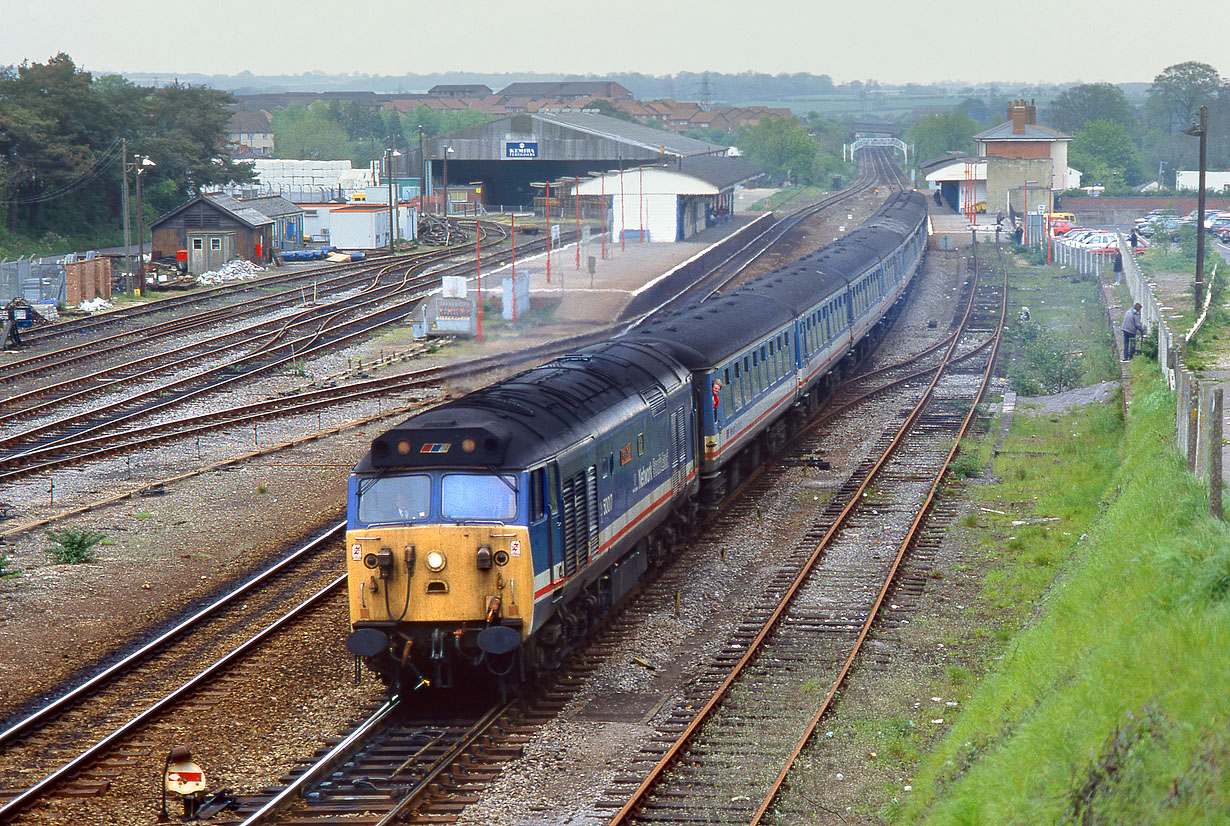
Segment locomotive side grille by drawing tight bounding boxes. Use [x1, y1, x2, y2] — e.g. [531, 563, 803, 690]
[584, 466, 599, 556]
[561, 466, 599, 578]
[671, 407, 686, 493]
[640, 386, 667, 415]
[561, 475, 580, 577]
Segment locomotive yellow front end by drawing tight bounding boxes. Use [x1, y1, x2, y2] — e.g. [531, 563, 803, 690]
[344, 425, 538, 691]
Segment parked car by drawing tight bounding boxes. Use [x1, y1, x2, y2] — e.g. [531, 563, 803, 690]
[1050, 218, 1080, 235]
[1136, 215, 1183, 239]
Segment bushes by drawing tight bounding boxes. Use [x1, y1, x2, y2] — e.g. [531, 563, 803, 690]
[45, 528, 105, 564]
[1006, 319, 1082, 395]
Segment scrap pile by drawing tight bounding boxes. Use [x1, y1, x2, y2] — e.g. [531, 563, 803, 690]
[196, 259, 266, 286]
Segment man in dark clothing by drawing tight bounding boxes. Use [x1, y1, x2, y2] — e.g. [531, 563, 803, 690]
[1113, 249, 1124, 285]
[1121, 302, 1146, 361]
[933, 189, 942, 207]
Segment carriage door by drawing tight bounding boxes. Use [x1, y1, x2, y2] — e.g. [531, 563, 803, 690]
[670, 407, 686, 495]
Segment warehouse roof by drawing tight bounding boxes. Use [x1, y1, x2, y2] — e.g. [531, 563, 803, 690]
[531, 112, 727, 157]
[240, 195, 303, 219]
[152, 194, 274, 229]
[667, 155, 763, 189]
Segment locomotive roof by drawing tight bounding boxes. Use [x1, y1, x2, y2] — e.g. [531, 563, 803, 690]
[355, 339, 691, 472]
[619, 291, 797, 369]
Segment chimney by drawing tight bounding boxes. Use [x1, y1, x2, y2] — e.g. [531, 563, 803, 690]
[1026, 98, 1037, 125]
[1010, 99, 1027, 134]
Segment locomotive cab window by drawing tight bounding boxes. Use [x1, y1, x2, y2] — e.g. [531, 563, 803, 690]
[441, 474, 517, 521]
[357, 474, 431, 524]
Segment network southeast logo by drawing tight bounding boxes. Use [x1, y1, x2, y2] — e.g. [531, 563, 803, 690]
[506, 141, 538, 159]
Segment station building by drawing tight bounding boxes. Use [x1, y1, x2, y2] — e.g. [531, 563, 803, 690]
[396, 112, 738, 216]
[570, 155, 763, 242]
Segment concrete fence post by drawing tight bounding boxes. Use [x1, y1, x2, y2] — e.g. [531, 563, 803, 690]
[1212, 388, 1224, 520]
[1195, 385, 1210, 479]
[1186, 374, 1199, 473]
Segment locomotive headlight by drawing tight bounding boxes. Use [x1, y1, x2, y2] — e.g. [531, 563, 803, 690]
[396, 439, 412, 455]
[425, 551, 447, 572]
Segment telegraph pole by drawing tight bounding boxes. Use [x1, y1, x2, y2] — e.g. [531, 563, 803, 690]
[121, 138, 132, 294]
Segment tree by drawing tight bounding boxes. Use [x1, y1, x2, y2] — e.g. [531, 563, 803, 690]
[1147, 61, 1222, 133]
[143, 81, 253, 205]
[905, 110, 981, 165]
[735, 116, 818, 184]
[0, 54, 250, 237]
[1068, 120, 1142, 190]
[1045, 83, 1134, 134]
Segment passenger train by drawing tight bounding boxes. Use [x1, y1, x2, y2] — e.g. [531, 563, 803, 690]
[343, 190, 929, 692]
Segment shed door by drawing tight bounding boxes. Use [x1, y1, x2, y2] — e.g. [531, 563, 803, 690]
[188, 235, 207, 275]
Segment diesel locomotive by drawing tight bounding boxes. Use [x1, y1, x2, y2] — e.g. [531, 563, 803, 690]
[344, 190, 929, 692]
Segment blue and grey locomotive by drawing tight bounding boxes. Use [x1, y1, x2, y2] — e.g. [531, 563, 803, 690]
[344, 191, 928, 690]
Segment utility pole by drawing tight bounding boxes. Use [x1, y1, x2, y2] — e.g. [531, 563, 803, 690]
[1183, 106, 1208, 312]
[136, 158, 146, 297]
[121, 138, 131, 294]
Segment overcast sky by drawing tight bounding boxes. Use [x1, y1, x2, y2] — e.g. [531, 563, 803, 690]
[1, 0, 1224, 87]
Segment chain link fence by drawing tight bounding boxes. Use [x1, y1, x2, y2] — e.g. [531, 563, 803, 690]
[1, 258, 66, 304]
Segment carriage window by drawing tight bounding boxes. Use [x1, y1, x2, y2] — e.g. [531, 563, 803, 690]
[357, 474, 431, 524]
[441, 474, 517, 521]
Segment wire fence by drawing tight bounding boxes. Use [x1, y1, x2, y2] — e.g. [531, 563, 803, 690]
[1111, 232, 1224, 518]
[1, 258, 66, 305]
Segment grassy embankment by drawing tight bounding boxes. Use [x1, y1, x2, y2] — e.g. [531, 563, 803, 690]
[893, 253, 1230, 823]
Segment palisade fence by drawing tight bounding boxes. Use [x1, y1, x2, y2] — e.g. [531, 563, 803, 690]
[1, 257, 66, 304]
[1098, 233, 1224, 519]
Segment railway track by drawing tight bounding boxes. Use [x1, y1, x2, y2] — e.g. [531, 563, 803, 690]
[0, 226, 578, 465]
[0, 154, 942, 824]
[0, 221, 513, 415]
[218, 240, 998, 826]
[597, 245, 1006, 826]
[0, 526, 351, 821]
[7, 216, 477, 353]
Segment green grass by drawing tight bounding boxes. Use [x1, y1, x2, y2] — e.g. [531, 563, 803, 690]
[750, 185, 827, 212]
[1004, 253, 1121, 394]
[898, 374, 1230, 825]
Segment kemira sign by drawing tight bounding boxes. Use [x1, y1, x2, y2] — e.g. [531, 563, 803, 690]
[505, 141, 538, 160]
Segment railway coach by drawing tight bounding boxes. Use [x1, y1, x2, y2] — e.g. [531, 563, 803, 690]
[344, 190, 928, 693]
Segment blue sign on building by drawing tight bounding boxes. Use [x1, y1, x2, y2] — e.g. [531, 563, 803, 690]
[505, 141, 538, 159]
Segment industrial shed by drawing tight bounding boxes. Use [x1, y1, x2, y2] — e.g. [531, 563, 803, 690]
[150, 194, 274, 275]
[399, 112, 731, 210]
[240, 196, 305, 251]
[570, 156, 762, 242]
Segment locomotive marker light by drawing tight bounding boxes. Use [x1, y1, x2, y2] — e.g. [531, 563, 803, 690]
[160, 745, 207, 821]
[426, 551, 447, 572]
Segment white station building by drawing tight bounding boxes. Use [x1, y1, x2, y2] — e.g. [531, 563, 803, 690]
[570, 156, 762, 243]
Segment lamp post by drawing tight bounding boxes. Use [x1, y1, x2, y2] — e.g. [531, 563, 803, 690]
[134, 155, 155, 296]
[575, 175, 581, 269]
[441, 144, 454, 217]
[1182, 105, 1208, 312]
[417, 125, 426, 218]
